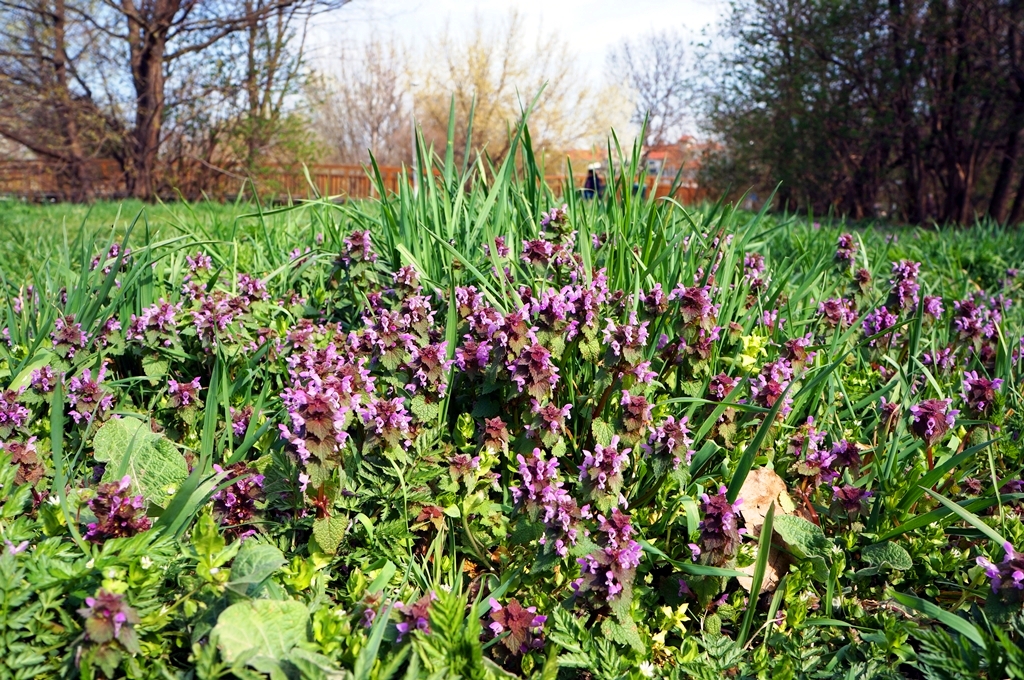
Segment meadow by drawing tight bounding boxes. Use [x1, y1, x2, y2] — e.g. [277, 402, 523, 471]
[1, 139, 1024, 680]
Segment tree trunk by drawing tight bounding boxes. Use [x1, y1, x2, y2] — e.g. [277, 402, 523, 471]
[125, 0, 175, 200]
[50, 0, 92, 201]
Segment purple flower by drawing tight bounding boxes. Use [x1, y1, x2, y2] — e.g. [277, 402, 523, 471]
[977, 542, 1024, 595]
[818, 297, 858, 328]
[923, 295, 944, 319]
[580, 436, 631, 497]
[511, 449, 588, 557]
[961, 371, 1003, 415]
[405, 341, 454, 399]
[646, 415, 694, 469]
[528, 399, 572, 441]
[620, 391, 652, 434]
[168, 377, 202, 408]
[186, 252, 213, 272]
[237, 273, 269, 301]
[699, 486, 743, 564]
[602, 313, 649, 360]
[835, 233, 857, 267]
[922, 345, 957, 372]
[51, 315, 88, 359]
[0, 389, 30, 438]
[832, 485, 872, 515]
[909, 398, 959, 447]
[84, 475, 151, 543]
[671, 284, 719, 331]
[862, 306, 900, 346]
[488, 598, 547, 655]
[67, 366, 115, 424]
[340, 230, 378, 266]
[574, 509, 641, 602]
[128, 300, 181, 347]
[508, 343, 559, 400]
[708, 373, 738, 400]
[211, 462, 265, 540]
[482, 236, 511, 259]
[77, 589, 141, 651]
[749, 360, 794, 414]
[361, 397, 413, 450]
[230, 405, 253, 438]
[395, 592, 435, 642]
[539, 204, 569, 230]
[392, 265, 421, 290]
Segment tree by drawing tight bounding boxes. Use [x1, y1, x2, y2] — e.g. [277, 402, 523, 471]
[702, 0, 1024, 224]
[410, 10, 628, 170]
[310, 35, 411, 166]
[607, 29, 692, 146]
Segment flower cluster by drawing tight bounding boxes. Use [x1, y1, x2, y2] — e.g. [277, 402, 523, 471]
[699, 486, 743, 564]
[487, 598, 547, 656]
[77, 588, 141, 651]
[909, 398, 959, 447]
[977, 543, 1024, 599]
[574, 509, 642, 603]
[84, 475, 152, 543]
[961, 371, 1002, 415]
[67, 366, 115, 424]
[212, 463, 265, 539]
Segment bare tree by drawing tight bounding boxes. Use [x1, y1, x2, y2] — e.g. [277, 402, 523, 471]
[310, 35, 410, 166]
[0, 0, 115, 200]
[412, 10, 621, 169]
[608, 29, 692, 146]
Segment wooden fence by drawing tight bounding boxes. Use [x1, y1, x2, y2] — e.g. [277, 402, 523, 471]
[0, 159, 703, 205]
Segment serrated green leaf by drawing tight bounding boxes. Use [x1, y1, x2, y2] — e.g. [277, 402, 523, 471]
[228, 542, 286, 595]
[92, 417, 188, 505]
[312, 516, 347, 555]
[213, 599, 309, 664]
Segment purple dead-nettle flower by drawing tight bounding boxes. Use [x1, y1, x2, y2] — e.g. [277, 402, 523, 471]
[362, 396, 413, 449]
[709, 373, 738, 401]
[167, 377, 201, 408]
[862, 306, 900, 346]
[853, 267, 873, 294]
[405, 341, 454, 398]
[832, 485, 872, 515]
[511, 449, 588, 556]
[212, 462, 265, 540]
[237, 273, 269, 301]
[77, 588, 141, 651]
[835, 233, 857, 267]
[496, 308, 538, 354]
[909, 398, 959, 447]
[953, 296, 1001, 343]
[454, 335, 492, 372]
[961, 371, 1003, 415]
[922, 345, 957, 372]
[84, 475, 152, 543]
[923, 295, 944, 319]
[539, 204, 569, 230]
[888, 260, 921, 310]
[626, 360, 657, 385]
[761, 309, 785, 331]
[783, 333, 816, 366]
[645, 415, 694, 469]
[482, 236, 511, 259]
[483, 417, 510, 454]
[830, 439, 862, 469]
[749, 359, 794, 414]
[67, 366, 115, 424]
[449, 453, 480, 480]
[95, 317, 121, 348]
[230, 405, 253, 438]
[0, 389, 30, 438]
[699, 486, 743, 564]
[603, 313, 649, 360]
[791, 418, 838, 484]
[128, 300, 181, 347]
[521, 238, 558, 266]
[4, 539, 28, 556]
[392, 265, 421, 291]
[90, 243, 132, 276]
[529, 399, 572, 439]
[620, 391, 653, 434]
[51, 314, 88, 359]
[5, 436, 43, 485]
[671, 284, 719, 330]
[818, 297, 858, 328]
[574, 509, 642, 602]
[186, 252, 213, 273]
[532, 287, 577, 335]
[191, 294, 235, 346]
[395, 592, 435, 643]
[340, 229, 378, 266]
[280, 382, 350, 463]
[488, 598, 547, 655]
[977, 542, 1024, 595]
[454, 286, 487, 319]
[744, 252, 766, 279]
[509, 342, 559, 400]
[687, 544, 701, 562]
[579, 436, 631, 496]
[644, 284, 670, 315]
[400, 294, 437, 331]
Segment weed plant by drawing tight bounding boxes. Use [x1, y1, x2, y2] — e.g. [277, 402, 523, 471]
[1, 127, 1024, 679]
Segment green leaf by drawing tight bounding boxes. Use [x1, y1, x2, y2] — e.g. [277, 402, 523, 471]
[312, 516, 347, 555]
[892, 591, 985, 648]
[923, 487, 1009, 547]
[600, 618, 645, 653]
[213, 599, 309, 664]
[861, 541, 913, 571]
[773, 514, 831, 581]
[92, 417, 188, 505]
[591, 419, 615, 447]
[227, 542, 286, 595]
[409, 394, 439, 421]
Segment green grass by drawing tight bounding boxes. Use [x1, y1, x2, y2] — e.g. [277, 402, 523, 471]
[0, 130, 1023, 679]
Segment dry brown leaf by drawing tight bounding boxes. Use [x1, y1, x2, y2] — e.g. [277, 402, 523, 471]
[736, 468, 795, 595]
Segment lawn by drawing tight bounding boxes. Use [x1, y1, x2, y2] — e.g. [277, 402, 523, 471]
[1, 143, 1023, 679]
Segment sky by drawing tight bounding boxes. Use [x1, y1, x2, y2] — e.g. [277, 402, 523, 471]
[308, 0, 724, 82]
